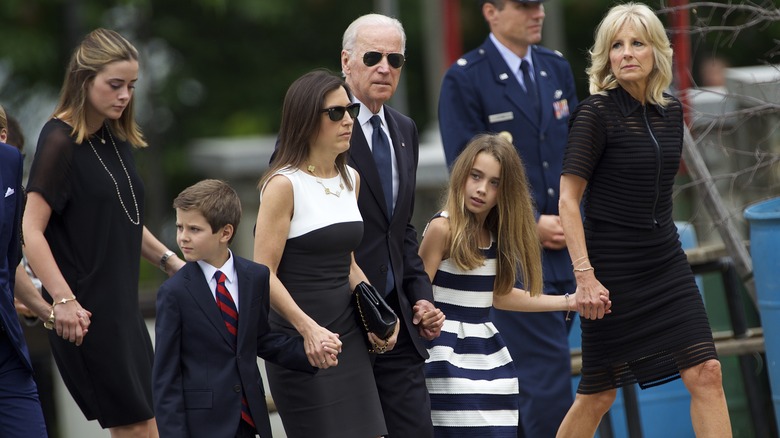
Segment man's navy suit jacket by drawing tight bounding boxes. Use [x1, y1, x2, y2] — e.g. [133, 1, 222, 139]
[0, 142, 32, 371]
[348, 105, 434, 359]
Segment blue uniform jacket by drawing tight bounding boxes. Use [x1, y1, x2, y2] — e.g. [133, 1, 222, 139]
[439, 37, 579, 285]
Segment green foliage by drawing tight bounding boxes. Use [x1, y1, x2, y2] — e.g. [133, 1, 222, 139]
[0, 0, 776, 223]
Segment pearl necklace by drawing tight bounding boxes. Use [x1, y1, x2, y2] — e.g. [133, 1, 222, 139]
[307, 164, 344, 197]
[87, 124, 141, 225]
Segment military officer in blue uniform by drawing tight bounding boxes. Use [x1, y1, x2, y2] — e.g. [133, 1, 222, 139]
[438, 1, 579, 436]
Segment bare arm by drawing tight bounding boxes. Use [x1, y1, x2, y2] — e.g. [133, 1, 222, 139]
[559, 173, 610, 320]
[417, 216, 449, 282]
[254, 175, 341, 368]
[412, 217, 448, 338]
[493, 287, 574, 312]
[348, 172, 369, 290]
[22, 192, 91, 344]
[492, 284, 610, 315]
[140, 226, 184, 277]
[14, 263, 51, 320]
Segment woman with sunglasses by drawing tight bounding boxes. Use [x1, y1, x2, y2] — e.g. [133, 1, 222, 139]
[254, 69, 389, 438]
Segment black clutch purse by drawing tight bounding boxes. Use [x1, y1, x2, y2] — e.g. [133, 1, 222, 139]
[353, 281, 397, 340]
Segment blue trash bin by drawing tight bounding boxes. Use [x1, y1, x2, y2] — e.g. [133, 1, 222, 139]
[744, 196, 780, 432]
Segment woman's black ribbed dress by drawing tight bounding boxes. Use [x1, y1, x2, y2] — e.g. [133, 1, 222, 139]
[562, 86, 718, 394]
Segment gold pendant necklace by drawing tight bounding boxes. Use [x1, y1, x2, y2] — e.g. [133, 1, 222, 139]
[307, 164, 344, 197]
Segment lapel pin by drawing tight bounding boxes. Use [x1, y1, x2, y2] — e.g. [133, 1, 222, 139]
[554, 90, 563, 99]
[499, 73, 509, 80]
[540, 71, 548, 77]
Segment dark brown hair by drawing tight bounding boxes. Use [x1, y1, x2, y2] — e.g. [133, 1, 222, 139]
[259, 69, 355, 191]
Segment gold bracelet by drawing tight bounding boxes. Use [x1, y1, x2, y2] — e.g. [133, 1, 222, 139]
[53, 296, 77, 309]
[571, 255, 589, 266]
[564, 293, 572, 321]
[573, 266, 594, 272]
[43, 308, 55, 330]
[43, 296, 77, 330]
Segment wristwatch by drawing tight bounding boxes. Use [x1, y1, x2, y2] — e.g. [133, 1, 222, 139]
[159, 250, 176, 272]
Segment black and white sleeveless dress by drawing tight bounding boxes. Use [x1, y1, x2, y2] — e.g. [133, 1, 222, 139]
[263, 166, 387, 438]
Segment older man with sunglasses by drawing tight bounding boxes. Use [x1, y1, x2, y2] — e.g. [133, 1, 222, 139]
[341, 13, 445, 438]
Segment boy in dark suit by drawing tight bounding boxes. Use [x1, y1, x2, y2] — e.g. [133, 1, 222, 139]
[153, 179, 335, 438]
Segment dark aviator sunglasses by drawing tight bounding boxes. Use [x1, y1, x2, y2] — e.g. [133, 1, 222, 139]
[363, 51, 405, 69]
[321, 103, 361, 122]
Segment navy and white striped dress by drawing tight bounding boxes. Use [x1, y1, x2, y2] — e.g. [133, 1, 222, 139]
[425, 220, 519, 437]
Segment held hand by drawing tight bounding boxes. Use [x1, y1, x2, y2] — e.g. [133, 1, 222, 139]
[14, 298, 36, 318]
[368, 319, 400, 354]
[537, 215, 567, 250]
[320, 338, 342, 369]
[51, 299, 92, 346]
[570, 290, 612, 316]
[413, 299, 445, 340]
[300, 323, 342, 369]
[574, 273, 610, 320]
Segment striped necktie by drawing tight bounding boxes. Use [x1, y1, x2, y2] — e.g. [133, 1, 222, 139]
[214, 270, 256, 430]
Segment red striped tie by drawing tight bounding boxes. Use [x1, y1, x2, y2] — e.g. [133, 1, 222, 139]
[215, 271, 256, 430]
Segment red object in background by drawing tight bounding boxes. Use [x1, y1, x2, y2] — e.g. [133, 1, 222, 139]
[443, 0, 462, 68]
[669, 0, 691, 174]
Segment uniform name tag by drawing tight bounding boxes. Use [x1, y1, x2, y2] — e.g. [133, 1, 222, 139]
[488, 111, 514, 123]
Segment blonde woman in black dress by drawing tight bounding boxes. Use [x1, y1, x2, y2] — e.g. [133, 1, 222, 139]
[23, 28, 184, 437]
[557, 3, 731, 437]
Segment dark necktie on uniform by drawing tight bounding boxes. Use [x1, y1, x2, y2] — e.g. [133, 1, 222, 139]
[214, 270, 256, 430]
[521, 59, 540, 117]
[369, 115, 395, 295]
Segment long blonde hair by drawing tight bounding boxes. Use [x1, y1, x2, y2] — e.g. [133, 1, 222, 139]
[587, 2, 673, 106]
[54, 28, 147, 147]
[443, 134, 542, 296]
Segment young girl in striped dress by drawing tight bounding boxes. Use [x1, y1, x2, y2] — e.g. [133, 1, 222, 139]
[419, 134, 609, 437]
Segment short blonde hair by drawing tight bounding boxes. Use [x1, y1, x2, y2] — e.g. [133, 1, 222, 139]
[587, 2, 673, 106]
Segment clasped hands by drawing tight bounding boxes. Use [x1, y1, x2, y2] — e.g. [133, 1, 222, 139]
[44, 297, 92, 346]
[301, 324, 343, 369]
[573, 278, 612, 320]
[413, 299, 445, 340]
